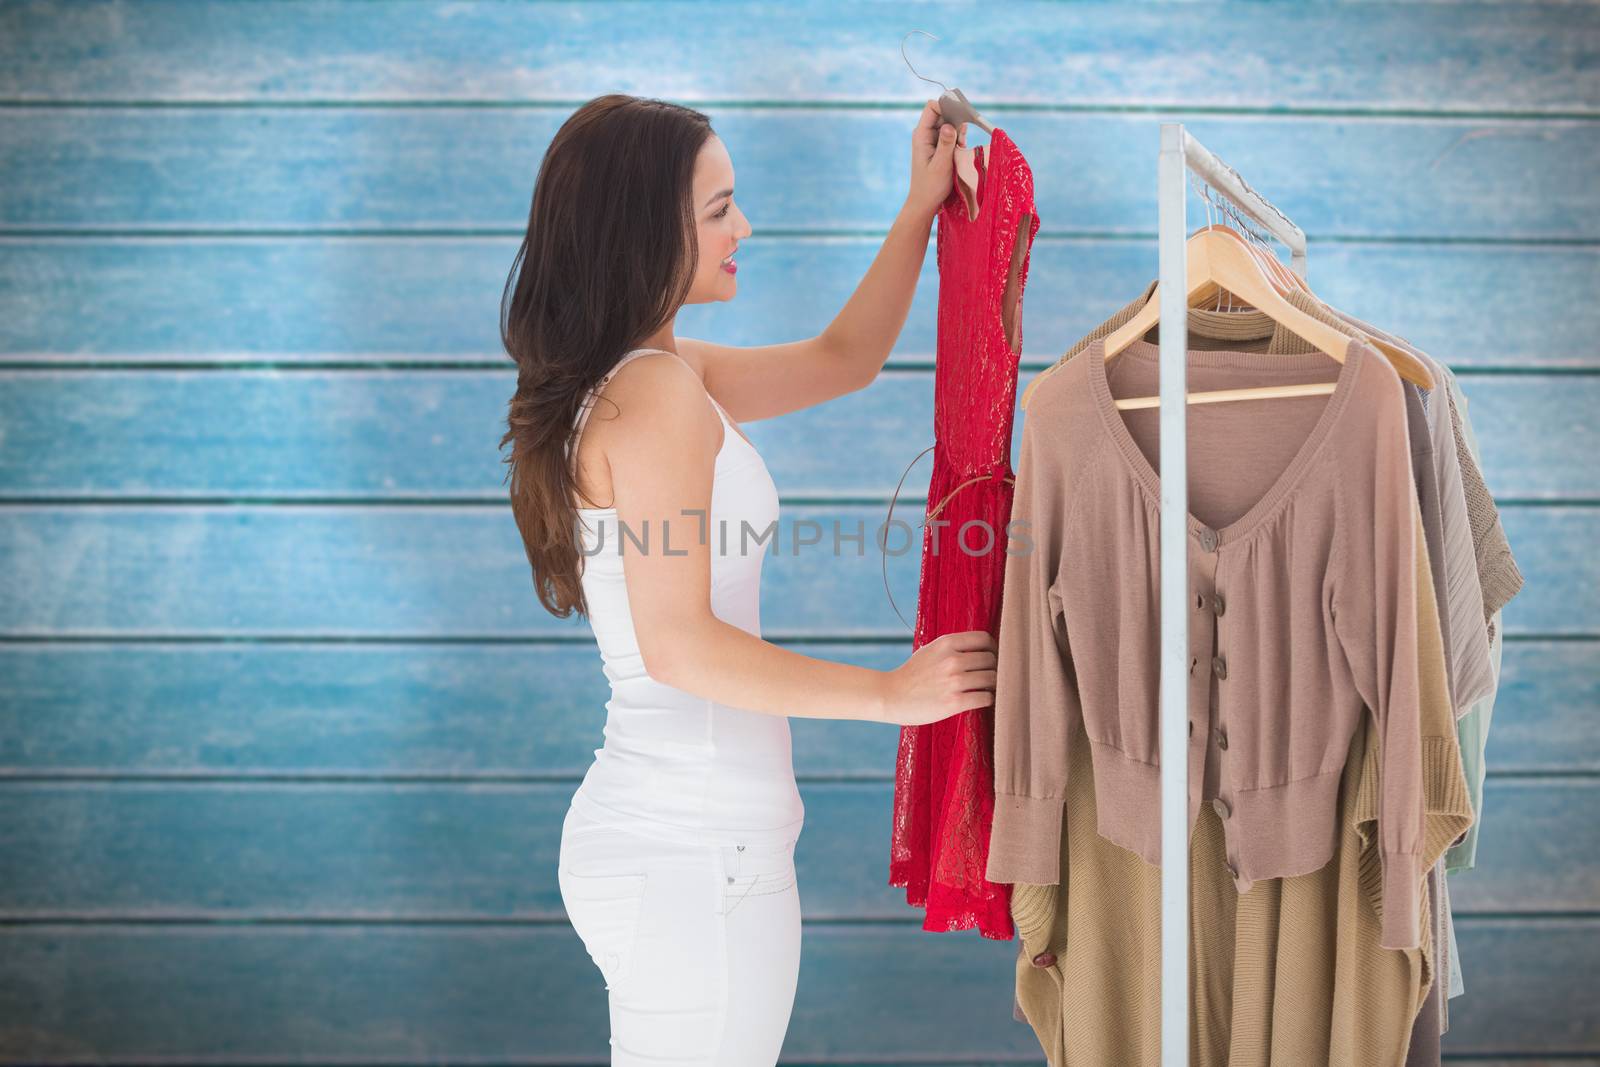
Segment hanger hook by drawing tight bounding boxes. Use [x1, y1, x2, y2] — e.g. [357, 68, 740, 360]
[1206, 184, 1224, 309]
[901, 29, 949, 93]
[1189, 173, 1225, 309]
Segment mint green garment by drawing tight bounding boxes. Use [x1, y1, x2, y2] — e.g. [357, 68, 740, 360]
[1444, 604, 1499, 1000]
[1445, 853, 1465, 1000]
[1449, 609, 1501, 876]
[1441, 367, 1504, 1004]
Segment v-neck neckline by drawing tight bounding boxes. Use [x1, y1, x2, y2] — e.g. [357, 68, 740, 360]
[973, 140, 990, 216]
[1083, 333, 1367, 547]
[958, 129, 1009, 223]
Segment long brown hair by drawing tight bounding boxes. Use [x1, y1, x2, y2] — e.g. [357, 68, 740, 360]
[499, 94, 713, 618]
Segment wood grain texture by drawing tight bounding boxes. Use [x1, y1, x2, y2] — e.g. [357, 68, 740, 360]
[0, 504, 1588, 636]
[2, 239, 1596, 367]
[0, 371, 1590, 499]
[0, 778, 1591, 917]
[0, 922, 1594, 1062]
[0, 640, 1592, 775]
[0, 0, 1593, 1061]
[0, 1, 1594, 112]
[0, 925, 1032, 1063]
[1, 110, 1593, 240]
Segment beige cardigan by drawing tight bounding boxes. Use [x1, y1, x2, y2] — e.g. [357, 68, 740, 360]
[988, 329, 1433, 950]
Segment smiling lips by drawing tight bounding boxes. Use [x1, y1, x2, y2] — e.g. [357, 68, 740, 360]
[721, 255, 737, 275]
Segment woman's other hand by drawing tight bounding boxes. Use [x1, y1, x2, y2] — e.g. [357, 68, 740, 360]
[906, 99, 964, 219]
[876, 629, 997, 726]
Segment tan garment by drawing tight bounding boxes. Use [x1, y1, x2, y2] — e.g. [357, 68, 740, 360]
[1022, 292, 1474, 1015]
[1008, 504, 1473, 1066]
[991, 330, 1430, 948]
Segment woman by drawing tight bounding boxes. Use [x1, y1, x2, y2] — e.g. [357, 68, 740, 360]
[499, 93, 996, 1065]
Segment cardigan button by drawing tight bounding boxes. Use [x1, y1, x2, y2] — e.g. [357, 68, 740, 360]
[1198, 527, 1219, 552]
[1216, 727, 1229, 751]
[1212, 655, 1228, 680]
[1213, 797, 1232, 820]
[1031, 951, 1057, 968]
[1212, 592, 1226, 616]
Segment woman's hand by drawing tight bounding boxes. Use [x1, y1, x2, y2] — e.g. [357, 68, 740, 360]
[876, 629, 997, 726]
[906, 98, 964, 219]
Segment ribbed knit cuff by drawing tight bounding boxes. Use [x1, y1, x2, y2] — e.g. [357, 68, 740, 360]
[1380, 850, 1422, 950]
[1010, 882, 1059, 950]
[1354, 737, 1474, 951]
[986, 794, 1064, 886]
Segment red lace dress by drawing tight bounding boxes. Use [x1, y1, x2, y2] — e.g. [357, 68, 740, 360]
[889, 128, 1040, 938]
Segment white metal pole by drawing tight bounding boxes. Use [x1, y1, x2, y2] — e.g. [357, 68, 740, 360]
[1157, 121, 1191, 1067]
[1179, 133, 1309, 280]
[1153, 123, 1308, 1065]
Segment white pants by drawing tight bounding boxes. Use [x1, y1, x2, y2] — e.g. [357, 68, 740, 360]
[557, 802, 803, 1065]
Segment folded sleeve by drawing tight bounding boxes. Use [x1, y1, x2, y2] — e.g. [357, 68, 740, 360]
[1334, 368, 1428, 950]
[985, 413, 1079, 887]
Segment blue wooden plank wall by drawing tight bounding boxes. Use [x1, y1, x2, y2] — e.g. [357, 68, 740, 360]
[0, 2, 1596, 1063]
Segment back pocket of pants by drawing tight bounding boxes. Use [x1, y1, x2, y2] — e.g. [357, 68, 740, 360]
[559, 867, 649, 991]
[719, 843, 797, 914]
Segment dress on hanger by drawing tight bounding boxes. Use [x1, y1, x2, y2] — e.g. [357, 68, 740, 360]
[888, 127, 1041, 938]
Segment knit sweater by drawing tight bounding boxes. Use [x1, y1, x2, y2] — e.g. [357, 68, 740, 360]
[1040, 279, 1522, 644]
[1007, 503, 1472, 1064]
[988, 331, 1432, 950]
[1006, 289, 1489, 1025]
[1310, 310, 1496, 713]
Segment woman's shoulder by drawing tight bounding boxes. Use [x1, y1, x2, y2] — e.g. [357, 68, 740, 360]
[570, 351, 721, 509]
[584, 350, 721, 451]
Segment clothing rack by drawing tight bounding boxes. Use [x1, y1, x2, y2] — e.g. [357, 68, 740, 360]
[1154, 123, 1309, 1067]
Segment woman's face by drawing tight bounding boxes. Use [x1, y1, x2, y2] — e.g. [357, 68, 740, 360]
[684, 135, 752, 305]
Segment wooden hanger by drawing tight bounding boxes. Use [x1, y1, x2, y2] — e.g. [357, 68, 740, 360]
[1197, 223, 1304, 296]
[1183, 223, 1314, 314]
[1105, 228, 1395, 410]
[1105, 228, 1436, 408]
[1019, 226, 1433, 411]
[1180, 224, 1294, 316]
[1019, 226, 1333, 410]
[1187, 224, 1432, 390]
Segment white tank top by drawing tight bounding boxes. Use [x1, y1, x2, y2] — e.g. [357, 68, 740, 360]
[564, 347, 805, 846]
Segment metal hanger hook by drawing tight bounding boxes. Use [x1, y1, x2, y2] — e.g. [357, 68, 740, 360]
[1189, 173, 1226, 309]
[1192, 175, 1223, 310]
[901, 29, 949, 93]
